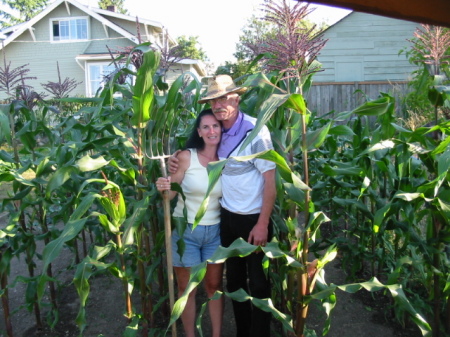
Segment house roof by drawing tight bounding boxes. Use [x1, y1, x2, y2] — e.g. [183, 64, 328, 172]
[89, 6, 163, 30]
[305, 0, 450, 27]
[0, 0, 171, 49]
[177, 59, 207, 77]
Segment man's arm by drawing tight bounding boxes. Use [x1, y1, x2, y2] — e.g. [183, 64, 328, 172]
[167, 149, 182, 174]
[248, 168, 276, 246]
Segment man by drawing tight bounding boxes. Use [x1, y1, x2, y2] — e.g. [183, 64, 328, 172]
[169, 75, 276, 337]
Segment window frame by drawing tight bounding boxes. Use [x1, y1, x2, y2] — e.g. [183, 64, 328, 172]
[86, 61, 135, 97]
[50, 16, 89, 43]
[86, 62, 116, 97]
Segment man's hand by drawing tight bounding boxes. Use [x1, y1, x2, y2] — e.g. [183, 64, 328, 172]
[248, 222, 269, 247]
[167, 150, 181, 174]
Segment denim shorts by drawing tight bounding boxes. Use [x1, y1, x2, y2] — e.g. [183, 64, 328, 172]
[171, 223, 221, 267]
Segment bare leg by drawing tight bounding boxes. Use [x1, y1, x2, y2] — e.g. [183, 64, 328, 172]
[174, 266, 197, 337]
[204, 263, 224, 337]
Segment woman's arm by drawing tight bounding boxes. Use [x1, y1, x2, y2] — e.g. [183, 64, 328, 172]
[156, 150, 190, 200]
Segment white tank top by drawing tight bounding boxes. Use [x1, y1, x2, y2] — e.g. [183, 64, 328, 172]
[173, 148, 222, 225]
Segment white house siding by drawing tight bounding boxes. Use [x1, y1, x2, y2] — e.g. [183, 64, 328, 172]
[314, 12, 421, 83]
[1, 5, 90, 98]
[95, 15, 164, 48]
[0, 0, 203, 101]
[164, 64, 202, 86]
[84, 23, 131, 54]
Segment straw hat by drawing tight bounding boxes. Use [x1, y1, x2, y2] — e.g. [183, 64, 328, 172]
[198, 75, 247, 104]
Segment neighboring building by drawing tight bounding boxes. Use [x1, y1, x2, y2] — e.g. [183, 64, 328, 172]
[309, 11, 422, 114]
[314, 11, 420, 82]
[0, 0, 206, 99]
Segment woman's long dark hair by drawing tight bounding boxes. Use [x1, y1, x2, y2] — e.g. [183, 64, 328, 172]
[185, 109, 220, 150]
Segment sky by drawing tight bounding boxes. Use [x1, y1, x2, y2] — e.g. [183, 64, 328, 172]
[99, 0, 351, 65]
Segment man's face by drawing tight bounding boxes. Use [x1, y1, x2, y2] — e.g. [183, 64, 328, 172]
[209, 94, 240, 123]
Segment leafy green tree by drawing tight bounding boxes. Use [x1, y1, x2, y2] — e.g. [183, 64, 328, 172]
[234, 14, 277, 61]
[97, 0, 127, 15]
[0, 0, 48, 27]
[215, 59, 257, 79]
[173, 35, 207, 61]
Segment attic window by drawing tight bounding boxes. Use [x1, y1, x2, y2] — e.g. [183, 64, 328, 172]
[51, 17, 88, 42]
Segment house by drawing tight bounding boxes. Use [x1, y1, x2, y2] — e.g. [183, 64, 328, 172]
[0, 0, 206, 99]
[308, 11, 422, 114]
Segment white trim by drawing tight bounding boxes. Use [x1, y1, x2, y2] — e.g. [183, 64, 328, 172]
[28, 27, 36, 41]
[86, 61, 115, 96]
[0, 0, 144, 48]
[90, 6, 163, 29]
[64, 1, 71, 15]
[49, 15, 89, 43]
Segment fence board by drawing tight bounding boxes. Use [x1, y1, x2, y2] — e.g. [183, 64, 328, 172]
[306, 81, 410, 116]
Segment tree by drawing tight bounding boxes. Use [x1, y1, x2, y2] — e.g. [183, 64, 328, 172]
[97, 0, 127, 15]
[172, 35, 208, 62]
[0, 0, 48, 27]
[234, 14, 278, 62]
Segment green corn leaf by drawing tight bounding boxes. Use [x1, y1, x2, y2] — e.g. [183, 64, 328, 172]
[122, 196, 151, 245]
[193, 159, 227, 228]
[284, 93, 306, 115]
[0, 105, 11, 144]
[196, 291, 223, 337]
[428, 87, 445, 107]
[351, 97, 392, 116]
[194, 150, 309, 226]
[238, 93, 290, 154]
[305, 122, 332, 151]
[131, 49, 160, 128]
[373, 203, 392, 233]
[233, 150, 309, 190]
[169, 261, 208, 329]
[329, 124, 355, 136]
[209, 238, 258, 264]
[46, 166, 77, 198]
[123, 316, 139, 337]
[226, 289, 294, 333]
[38, 218, 87, 301]
[2, 171, 35, 187]
[41, 218, 87, 273]
[437, 149, 450, 176]
[74, 257, 112, 333]
[71, 193, 97, 220]
[75, 155, 110, 172]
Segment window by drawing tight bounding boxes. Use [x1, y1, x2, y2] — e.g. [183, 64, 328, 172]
[86, 62, 135, 97]
[87, 63, 116, 96]
[51, 17, 88, 41]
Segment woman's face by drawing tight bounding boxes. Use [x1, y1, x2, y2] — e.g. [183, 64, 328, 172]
[198, 114, 221, 146]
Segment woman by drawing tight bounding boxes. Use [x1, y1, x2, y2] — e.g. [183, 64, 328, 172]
[156, 109, 223, 337]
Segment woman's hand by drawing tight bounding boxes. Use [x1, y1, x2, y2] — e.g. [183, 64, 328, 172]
[156, 177, 171, 192]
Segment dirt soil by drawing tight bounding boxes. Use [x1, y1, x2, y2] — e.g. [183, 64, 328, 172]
[0, 215, 423, 337]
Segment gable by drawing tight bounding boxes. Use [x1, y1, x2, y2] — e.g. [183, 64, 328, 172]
[314, 12, 420, 83]
[0, 0, 203, 98]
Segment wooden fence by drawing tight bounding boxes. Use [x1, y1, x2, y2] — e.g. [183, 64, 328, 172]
[305, 81, 411, 117]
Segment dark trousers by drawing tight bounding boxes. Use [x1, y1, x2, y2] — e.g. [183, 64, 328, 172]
[220, 207, 272, 337]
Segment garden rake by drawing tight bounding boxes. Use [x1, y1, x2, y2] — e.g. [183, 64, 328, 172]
[145, 93, 192, 336]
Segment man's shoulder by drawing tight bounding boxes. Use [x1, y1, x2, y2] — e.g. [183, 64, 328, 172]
[241, 112, 257, 125]
[241, 113, 271, 138]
